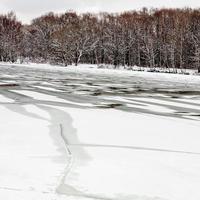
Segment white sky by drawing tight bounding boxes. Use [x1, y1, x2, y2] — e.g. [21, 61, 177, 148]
[0, 0, 199, 24]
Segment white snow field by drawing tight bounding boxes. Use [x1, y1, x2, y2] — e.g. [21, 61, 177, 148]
[0, 63, 200, 200]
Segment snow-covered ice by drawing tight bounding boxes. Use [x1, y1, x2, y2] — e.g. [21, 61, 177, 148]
[0, 63, 200, 200]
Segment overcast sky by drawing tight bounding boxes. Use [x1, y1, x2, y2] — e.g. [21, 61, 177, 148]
[0, 0, 199, 24]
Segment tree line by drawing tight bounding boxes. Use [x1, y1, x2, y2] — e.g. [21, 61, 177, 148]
[0, 8, 200, 71]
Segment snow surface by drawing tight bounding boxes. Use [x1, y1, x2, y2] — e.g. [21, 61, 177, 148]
[0, 62, 200, 200]
[0, 105, 67, 199]
[0, 94, 14, 103]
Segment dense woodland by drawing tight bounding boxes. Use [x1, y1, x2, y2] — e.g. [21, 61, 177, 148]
[0, 8, 200, 71]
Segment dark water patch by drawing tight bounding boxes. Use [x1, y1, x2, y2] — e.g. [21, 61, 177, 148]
[86, 82, 94, 86]
[190, 114, 200, 117]
[156, 89, 200, 95]
[91, 90, 103, 96]
[78, 89, 92, 92]
[118, 90, 136, 94]
[171, 91, 200, 95]
[0, 83, 19, 87]
[174, 111, 200, 119]
[175, 111, 188, 114]
[170, 96, 180, 99]
[108, 86, 120, 90]
[97, 103, 123, 109]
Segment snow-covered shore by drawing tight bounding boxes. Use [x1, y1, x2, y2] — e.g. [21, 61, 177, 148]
[0, 63, 200, 200]
[0, 62, 199, 78]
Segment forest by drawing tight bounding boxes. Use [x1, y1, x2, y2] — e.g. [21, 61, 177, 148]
[0, 8, 200, 71]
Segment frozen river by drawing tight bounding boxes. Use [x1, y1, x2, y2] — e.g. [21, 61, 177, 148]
[1, 64, 200, 119]
[0, 63, 200, 200]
